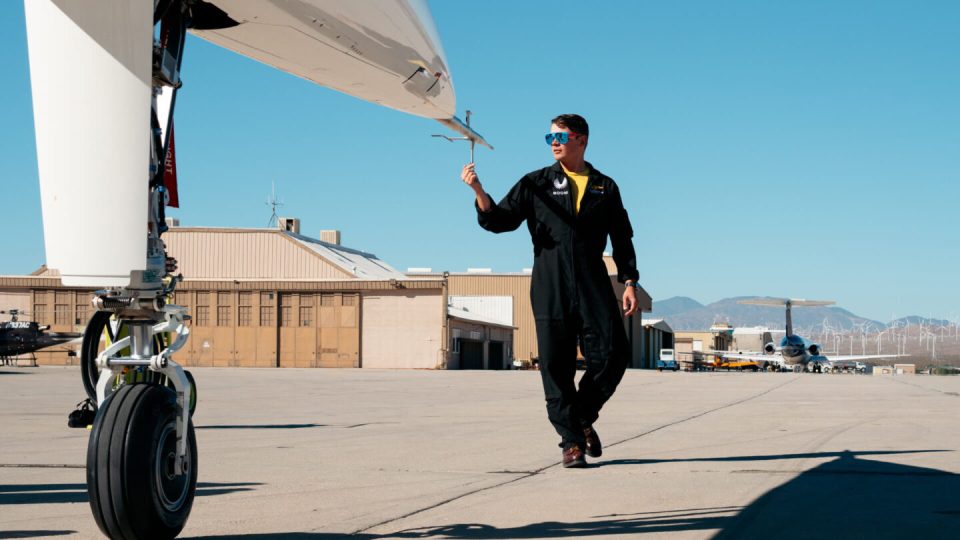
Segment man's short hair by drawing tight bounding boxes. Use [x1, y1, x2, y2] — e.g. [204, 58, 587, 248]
[551, 114, 589, 137]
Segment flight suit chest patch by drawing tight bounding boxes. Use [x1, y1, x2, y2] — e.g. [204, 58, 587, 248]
[551, 176, 569, 197]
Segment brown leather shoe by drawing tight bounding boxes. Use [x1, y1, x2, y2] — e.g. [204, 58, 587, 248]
[562, 444, 587, 468]
[584, 425, 602, 458]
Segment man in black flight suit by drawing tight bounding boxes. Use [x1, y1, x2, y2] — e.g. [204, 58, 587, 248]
[461, 114, 640, 468]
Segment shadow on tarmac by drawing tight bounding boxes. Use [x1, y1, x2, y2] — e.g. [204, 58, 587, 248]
[197, 423, 327, 430]
[187, 450, 960, 539]
[597, 448, 949, 466]
[0, 481, 262, 505]
[0, 532, 75, 539]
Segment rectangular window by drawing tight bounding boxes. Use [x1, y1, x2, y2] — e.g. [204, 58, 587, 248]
[280, 306, 293, 327]
[299, 306, 313, 327]
[300, 295, 314, 307]
[33, 304, 47, 325]
[320, 294, 335, 307]
[238, 292, 253, 306]
[259, 306, 274, 327]
[195, 306, 210, 326]
[75, 304, 89, 325]
[218, 292, 231, 306]
[342, 295, 356, 306]
[260, 292, 274, 305]
[196, 292, 210, 306]
[55, 291, 71, 304]
[238, 306, 252, 327]
[217, 306, 231, 327]
[54, 304, 71, 325]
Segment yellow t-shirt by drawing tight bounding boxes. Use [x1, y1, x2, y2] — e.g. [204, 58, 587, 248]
[561, 163, 590, 214]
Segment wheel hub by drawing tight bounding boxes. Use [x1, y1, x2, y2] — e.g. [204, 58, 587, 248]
[155, 423, 190, 511]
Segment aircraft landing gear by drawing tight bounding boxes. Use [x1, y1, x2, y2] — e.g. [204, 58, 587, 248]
[85, 305, 196, 539]
[88, 383, 198, 538]
[82, 4, 199, 536]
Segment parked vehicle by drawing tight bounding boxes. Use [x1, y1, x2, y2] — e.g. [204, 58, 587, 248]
[657, 349, 680, 372]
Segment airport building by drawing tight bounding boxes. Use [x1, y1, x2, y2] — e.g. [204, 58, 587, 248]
[641, 319, 674, 366]
[0, 219, 655, 369]
[410, 268, 654, 368]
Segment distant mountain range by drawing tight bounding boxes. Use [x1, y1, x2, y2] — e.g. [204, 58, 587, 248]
[648, 296, 948, 332]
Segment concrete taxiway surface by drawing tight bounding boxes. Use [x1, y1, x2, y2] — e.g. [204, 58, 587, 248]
[1, 367, 958, 539]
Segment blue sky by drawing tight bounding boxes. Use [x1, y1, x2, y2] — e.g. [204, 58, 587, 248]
[1, 1, 958, 323]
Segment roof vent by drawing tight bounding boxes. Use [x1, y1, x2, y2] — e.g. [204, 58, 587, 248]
[320, 229, 341, 245]
[278, 217, 300, 234]
[165, 217, 180, 228]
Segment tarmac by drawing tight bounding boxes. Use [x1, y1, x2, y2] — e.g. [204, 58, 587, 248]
[1, 366, 958, 539]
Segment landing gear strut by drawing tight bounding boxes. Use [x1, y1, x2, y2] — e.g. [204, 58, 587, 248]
[83, 3, 199, 538]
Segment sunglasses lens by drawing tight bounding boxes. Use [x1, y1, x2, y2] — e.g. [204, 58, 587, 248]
[545, 133, 555, 145]
[557, 132, 569, 144]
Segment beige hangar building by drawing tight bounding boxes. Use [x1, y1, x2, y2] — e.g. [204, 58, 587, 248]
[1, 219, 654, 369]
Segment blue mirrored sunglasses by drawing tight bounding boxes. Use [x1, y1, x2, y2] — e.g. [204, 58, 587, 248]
[545, 132, 576, 145]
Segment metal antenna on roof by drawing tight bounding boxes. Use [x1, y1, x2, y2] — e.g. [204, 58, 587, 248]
[433, 110, 478, 163]
[266, 182, 284, 228]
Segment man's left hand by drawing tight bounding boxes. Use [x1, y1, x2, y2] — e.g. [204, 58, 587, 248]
[623, 285, 638, 317]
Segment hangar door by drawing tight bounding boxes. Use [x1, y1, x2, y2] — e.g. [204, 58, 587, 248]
[488, 341, 504, 370]
[278, 292, 359, 368]
[460, 340, 484, 370]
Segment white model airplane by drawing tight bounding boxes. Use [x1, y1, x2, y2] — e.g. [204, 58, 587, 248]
[711, 298, 904, 372]
[23, 1, 489, 538]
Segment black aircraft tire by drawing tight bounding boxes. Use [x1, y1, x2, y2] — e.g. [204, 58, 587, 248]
[87, 384, 198, 539]
[168, 370, 198, 416]
[81, 311, 112, 403]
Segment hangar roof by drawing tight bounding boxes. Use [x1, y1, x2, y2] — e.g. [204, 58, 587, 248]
[643, 318, 674, 333]
[161, 227, 408, 281]
[284, 232, 405, 280]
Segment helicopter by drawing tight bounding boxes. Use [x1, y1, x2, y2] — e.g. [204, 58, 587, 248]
[0, 309, 81, 363]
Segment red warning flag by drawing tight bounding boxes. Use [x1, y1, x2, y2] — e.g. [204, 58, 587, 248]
[163, 122, 179, 208]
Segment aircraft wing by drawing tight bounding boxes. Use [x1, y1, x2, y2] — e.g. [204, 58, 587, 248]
[709, 352, 783, 362]
[828, 354, 906, 362]
[739, 298, 835, 307]
[26, 0, 488, 288]
[193, 1, 487, 133]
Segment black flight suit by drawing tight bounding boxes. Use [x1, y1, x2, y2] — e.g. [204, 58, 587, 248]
[477, 161, 639, 449]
